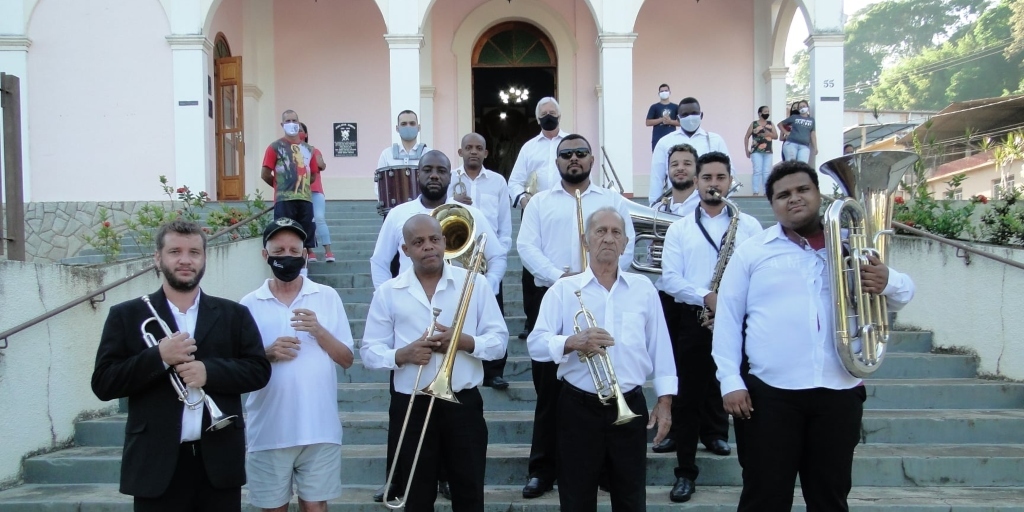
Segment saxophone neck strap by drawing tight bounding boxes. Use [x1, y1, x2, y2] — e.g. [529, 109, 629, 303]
[694, 206, 732, 254]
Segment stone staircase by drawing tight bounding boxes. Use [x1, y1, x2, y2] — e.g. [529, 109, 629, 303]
[2, 198, 1024, 510]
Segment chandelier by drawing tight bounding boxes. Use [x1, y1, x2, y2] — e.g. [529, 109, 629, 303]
[499, 87, 529, 104]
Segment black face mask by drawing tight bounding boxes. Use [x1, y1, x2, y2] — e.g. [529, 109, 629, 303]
[539, 114, 559, 131]
[268, 255, 305, 282]
[760, 113, 770, 120]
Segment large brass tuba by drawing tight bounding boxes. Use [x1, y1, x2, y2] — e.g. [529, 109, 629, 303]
[572, 290, 641, 426]
[383, 234, 488, 509]
[628, 200, 683, 273]
[430, 203, 485, 272]
[819, 150, 919, 378]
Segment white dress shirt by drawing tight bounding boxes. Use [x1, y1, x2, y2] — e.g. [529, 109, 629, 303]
[712, 223, 916, 396]
[240, 277, 354, 452]
[370, 196, 507, 295]
[527, 267, 677, 397]
[516, 183, 637, 288]
[167, 292, 203, 443]
[448, 166, 514, 253]
[657, 205, 764, 307]
[508, 130, 569, 207]
[655, 191, 701, 216]
[649, 128, 730, 205]
[360, 264, 509, 395]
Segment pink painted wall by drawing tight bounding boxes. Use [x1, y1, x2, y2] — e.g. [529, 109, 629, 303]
[26, 0, 175, 201]
[209, 0, 243, 55]
[633, 0, 755, 195]
[271, 0, 389, 187]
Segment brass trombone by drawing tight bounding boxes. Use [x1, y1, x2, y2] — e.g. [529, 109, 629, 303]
[572, 290, 640, 426]
[383, 234, 488, 509]
[575, 189, 588, 272]
[139, 295, 236, 432]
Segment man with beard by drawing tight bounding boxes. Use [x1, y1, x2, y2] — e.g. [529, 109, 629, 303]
[655, 144, 700, 215]
[515, 133, 636, 498]
[368, 150, 506, 502]
[239, 218, 355, 512]
[448, 133, 513, 390]
[656, 152, 763, 502]
[362, 214, 508, 511]
[649, 97, 729, 206]
[92, 219, 271, 511]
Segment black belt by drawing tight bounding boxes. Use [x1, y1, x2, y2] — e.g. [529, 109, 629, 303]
[563, 381, 641, 407]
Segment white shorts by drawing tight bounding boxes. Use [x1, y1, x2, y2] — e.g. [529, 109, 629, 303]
[246, 443, 342, 508]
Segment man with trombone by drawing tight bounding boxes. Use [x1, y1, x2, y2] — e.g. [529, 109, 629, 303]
[528, 206, 676, 511]
[91, 219, 271, 511]
[361, 214, 508, 511]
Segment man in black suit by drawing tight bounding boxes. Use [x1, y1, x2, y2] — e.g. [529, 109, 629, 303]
[91, 219, 271, 511]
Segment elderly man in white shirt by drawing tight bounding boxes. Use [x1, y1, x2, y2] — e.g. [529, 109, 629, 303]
[448, 132, 513, 390]
[529, 206, 675, 512]
[655, 152, 764, 504]
[361, 214, 509, 511]
[649, 97, 729, 206]
[515, 133, 636, 499]
[712, 161, 915, 512]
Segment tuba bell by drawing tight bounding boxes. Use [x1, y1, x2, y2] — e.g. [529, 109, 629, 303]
[626, 200, 683, 274]
[819, 150, 919, 378]
[430, 203, 486, 272]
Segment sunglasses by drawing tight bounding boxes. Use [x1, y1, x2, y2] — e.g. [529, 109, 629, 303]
[557, 148, 591, 160]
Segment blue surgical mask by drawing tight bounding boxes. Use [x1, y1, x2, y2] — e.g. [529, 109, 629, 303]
[398, 126, 418, 142]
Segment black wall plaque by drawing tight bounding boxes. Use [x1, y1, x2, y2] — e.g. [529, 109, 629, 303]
[333, 122, 358, 157]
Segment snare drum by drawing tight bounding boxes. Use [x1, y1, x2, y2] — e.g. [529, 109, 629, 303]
[374, 166, 418, 216]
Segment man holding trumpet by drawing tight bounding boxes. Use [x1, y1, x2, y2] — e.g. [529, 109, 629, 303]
[91, 219, 271, 511]
[361, 214, 508, 512]
[528, 207, 676, 511]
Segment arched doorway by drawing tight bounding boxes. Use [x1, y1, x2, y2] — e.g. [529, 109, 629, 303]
[213, 33, 244, 200]
[471, 22, 556, 178]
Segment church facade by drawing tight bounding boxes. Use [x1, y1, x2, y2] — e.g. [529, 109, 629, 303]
[0, 0, 845, 202]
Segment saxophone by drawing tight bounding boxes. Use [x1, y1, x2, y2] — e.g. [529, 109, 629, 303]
[699, 191, 741, 329]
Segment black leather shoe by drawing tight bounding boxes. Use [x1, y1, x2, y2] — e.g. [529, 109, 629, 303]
[522, 477, 551, 498]
[372, 483, 387, 502]
[705, 439, 732, 456]
[669, 477, 695, 503]
[484, 376, 510, 390]
[438, 481, 451, 500]
[652, 438, 677, 453]
[518, 329, 529, 339]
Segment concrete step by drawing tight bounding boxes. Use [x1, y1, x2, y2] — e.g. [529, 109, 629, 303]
[312, 270, 525, 287]
[74, 409, 1024, 449]
[311, 257, 522, 274]
[3, 483, 1023, 511]
[21, 444, 1024, 487]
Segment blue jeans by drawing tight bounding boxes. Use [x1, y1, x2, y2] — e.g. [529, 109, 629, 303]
[782, 142, 811, 163]
[311, 192, 331, 246]
[750, 152, 772, 195]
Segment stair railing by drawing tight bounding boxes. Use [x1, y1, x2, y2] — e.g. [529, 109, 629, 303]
[0, 206, 272, 349]
[892, 221, 1024, 271]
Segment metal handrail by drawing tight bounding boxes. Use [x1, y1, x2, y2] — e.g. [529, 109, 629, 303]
[893, 220, 1024, 271]
[0, 206, 272, 348]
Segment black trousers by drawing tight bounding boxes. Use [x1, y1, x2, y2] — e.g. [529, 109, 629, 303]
[557, 383, 649, 512]
[387, 388, 488, 512]
[133, 442, 240, 512]
[274, 200, 316, 249]
[525, 284, 560, 483]
[660, 292, 727, 481]
[482, 282, 506, 380]
[734, 375, 866, 512]
[522, 267, 539, 331]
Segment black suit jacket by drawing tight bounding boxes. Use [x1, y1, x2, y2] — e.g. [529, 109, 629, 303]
[91, 287, 271, 498]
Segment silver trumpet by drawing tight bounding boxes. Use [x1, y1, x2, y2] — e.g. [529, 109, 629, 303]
[572, 290, 640, 426]
[139, 295, 236, 431]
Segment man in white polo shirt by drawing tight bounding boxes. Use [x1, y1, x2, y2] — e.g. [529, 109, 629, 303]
[240, 217, 356, 512]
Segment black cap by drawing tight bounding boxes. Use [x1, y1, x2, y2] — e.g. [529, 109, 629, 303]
[263, 217, 307, 245]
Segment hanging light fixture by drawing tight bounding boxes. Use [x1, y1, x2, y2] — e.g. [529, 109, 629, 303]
[499, 86, 529, 104]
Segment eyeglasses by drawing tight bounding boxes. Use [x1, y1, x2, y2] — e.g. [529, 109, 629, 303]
[557, 148, 591, 160]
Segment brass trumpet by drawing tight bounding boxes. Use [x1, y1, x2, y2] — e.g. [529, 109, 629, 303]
[572, 290, 640, 426]
[139, 295, 236, 431]
[383, 234, 488, 509]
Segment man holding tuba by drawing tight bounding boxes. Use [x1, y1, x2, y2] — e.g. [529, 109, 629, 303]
[528, 207, 675, 511]
[361, 214, 509, 511]
[655, 152, 763, 503]
[712, 161, 915, 511]
[91, 219, 271, 511]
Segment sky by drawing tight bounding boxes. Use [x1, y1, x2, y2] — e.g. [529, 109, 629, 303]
[784, 0, 884, 64]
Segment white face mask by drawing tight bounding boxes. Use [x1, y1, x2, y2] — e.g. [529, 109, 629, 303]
[659, 91, 670, 100]
[799, 107, 809, 115]
[679, 114, 702, 132]
[283, 122, 300, 136]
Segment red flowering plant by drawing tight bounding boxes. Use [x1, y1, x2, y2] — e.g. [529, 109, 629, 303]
[81, 208, 123, 263]
[205, 189, 271, 241]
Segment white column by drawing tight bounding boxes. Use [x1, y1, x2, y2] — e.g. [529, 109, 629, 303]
[807, 33, 844, 169]
[419, 15, 434, 148]
[385, 34, 423, 145]
[167, 35, 212, 193]
[598, 33, 637, 196]
[0, 36, 31, 201]
[764, 66, 789, 166]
